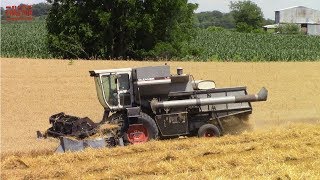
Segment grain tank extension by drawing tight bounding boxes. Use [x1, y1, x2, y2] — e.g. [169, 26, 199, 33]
[88, 65, 268, 144]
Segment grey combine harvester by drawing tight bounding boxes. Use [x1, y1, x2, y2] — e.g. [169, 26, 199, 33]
[42, 65, 268, 152]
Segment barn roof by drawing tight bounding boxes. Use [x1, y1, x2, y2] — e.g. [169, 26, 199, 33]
[276, 6, 320, 12]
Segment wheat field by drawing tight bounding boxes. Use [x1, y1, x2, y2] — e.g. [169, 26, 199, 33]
[1, 58, 320, 179]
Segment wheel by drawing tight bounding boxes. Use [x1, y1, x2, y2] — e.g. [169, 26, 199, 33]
[125, 112, 159, 144]
[198, 124, 221, 137]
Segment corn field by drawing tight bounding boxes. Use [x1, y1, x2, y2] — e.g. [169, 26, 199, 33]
[184, 29, 320, 61]
[1, 21, 320, 61]
[1, 21, 51, 58]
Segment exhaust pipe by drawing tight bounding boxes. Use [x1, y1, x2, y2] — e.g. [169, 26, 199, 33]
[151, 87, 268, 111]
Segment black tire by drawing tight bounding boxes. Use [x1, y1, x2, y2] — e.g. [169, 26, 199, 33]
[198, 124, 221, 137]
[137, 112, 159, 140]
[124, 112, 159, 143]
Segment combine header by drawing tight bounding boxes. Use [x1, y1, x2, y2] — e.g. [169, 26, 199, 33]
[41, 65, 268, 152]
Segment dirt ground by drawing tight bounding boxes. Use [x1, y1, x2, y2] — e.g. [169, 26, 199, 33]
[1, 58, 320, 154]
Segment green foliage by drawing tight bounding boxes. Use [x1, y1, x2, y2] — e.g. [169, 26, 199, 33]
[32, 3, 52, 17]
[235, 22, 254, 33]
[278, 24, 301, 35]
[0, 7, 4, 13]
[148, 42, 178, 59]
[251, 28, 266, 34]
[46, 0, 197, 59]
[195, 11, 235, 29]
[1, 21, 51, 58]
[1, 7, 4, 20]
[263, 18, 275, 26]
[2, 21, 320, 61]
[181, 29, 320, 61]
[195, 10, 274, 30]
[207, 26, 226, 32]
[230, 1, 264, 32]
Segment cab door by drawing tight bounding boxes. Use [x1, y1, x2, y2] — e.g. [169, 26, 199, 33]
[116, 72, 132, 108]
[99, 73, 119, 109]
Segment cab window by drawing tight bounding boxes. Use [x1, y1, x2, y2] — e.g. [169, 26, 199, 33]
[118, 74, 130, 90]
[101, 74, 118, 106]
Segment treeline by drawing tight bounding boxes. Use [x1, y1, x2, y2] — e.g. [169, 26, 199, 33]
[1, 2, 274, 29]
[195, 11, 235, 29]
[32, 3, 51, 17]
[195, 11, 274, 30]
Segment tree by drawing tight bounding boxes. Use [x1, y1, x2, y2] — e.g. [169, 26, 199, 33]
[32, 3, 52, 17]
[46, 0, 197, 59]
[1, 7, 4, 20]
[263, 18, 275, 26]
[230, 1, 264, 32]
[195, 11, 235, 29]
[278, 24, 301, 35]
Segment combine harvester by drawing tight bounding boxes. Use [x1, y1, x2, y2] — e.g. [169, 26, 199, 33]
[40, 65, 268, 152]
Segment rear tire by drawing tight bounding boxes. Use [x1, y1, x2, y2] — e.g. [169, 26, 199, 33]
[125, 112, 159, 144]
[198, 124, 221, 137]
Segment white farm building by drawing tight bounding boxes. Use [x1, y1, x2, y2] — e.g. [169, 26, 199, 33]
[265, 6, 320, 35]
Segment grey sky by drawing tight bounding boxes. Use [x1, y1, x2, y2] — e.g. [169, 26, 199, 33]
[2, 0, 320, 19]
[1, 0, 45, 7]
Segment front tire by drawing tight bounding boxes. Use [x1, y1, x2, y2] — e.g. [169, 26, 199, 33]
[125, 112, 159, 144]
